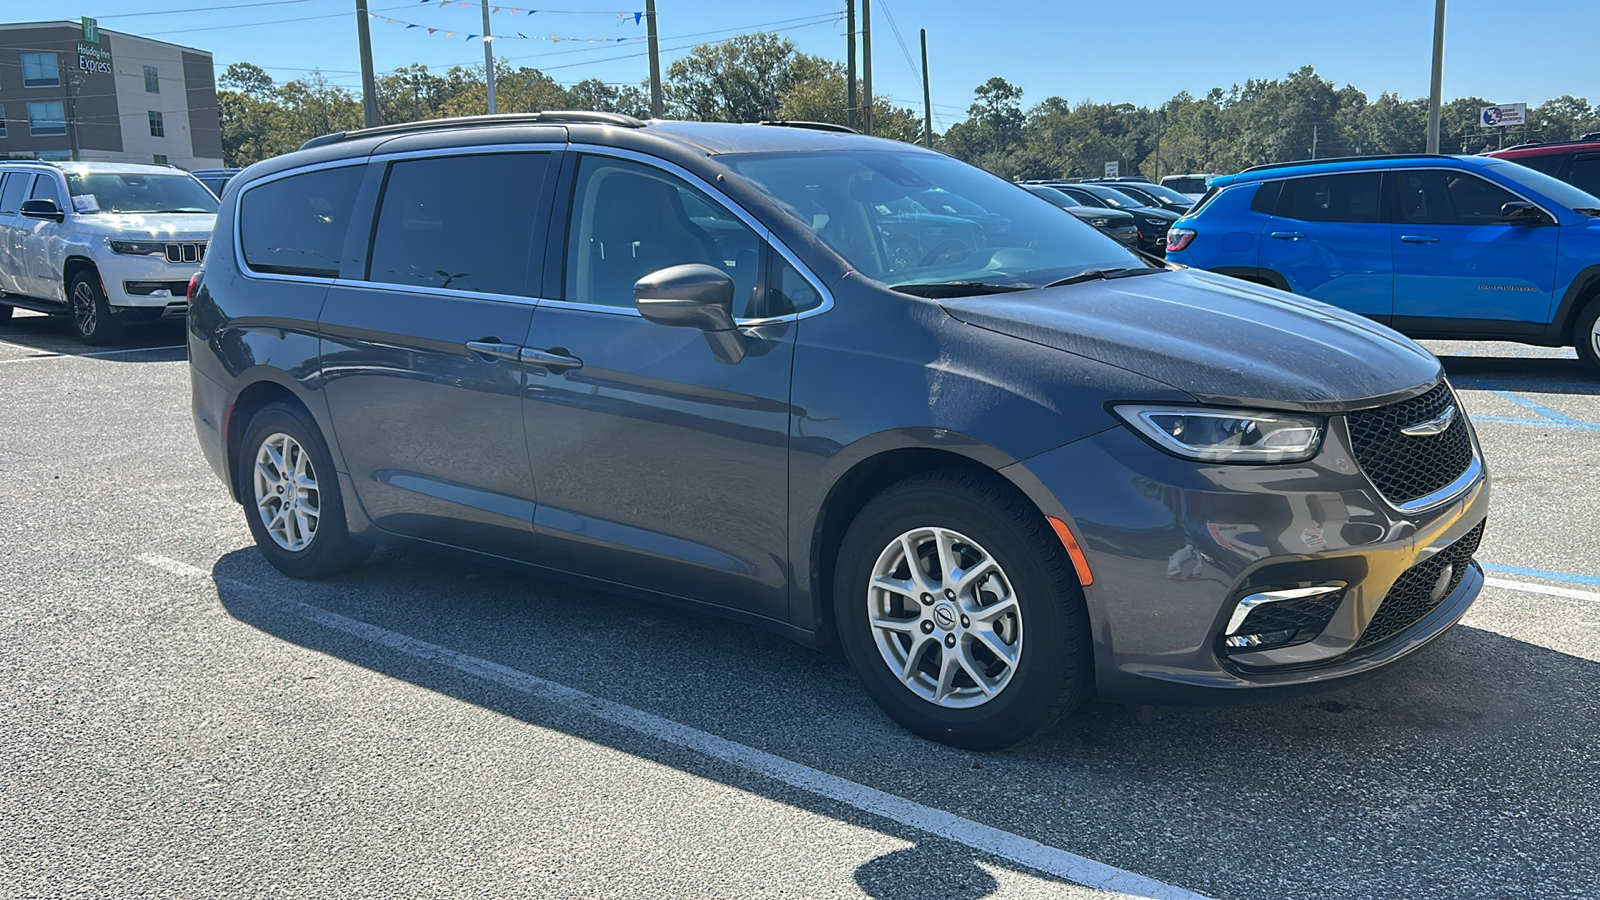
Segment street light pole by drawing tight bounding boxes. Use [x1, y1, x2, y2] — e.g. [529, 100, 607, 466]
[1426, 0, 1445, 154]
[480, 0, 495, 113]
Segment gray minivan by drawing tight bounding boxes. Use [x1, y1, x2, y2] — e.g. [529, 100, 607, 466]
[189, 113, 1489, 748]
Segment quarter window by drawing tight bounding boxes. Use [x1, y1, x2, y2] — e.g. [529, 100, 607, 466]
[28, 102, 66, 137]
[563, 156, 763, 313]
[239, 165, 364, 278]
[21, 53, 59, 88]
[1279, 173, 1383, 223]
[769, 254, 824, 316]
[367, 152, 549, 296]
[1396, 170, 1522, 225]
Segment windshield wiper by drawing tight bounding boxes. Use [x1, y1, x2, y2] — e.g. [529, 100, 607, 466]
[891, 282, 1027, 298]
[1042, 267, 1165, 288]
[1574, 207, 1600, 217]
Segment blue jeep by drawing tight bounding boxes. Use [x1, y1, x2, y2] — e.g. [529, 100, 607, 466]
[1165, 155, 1600, 371]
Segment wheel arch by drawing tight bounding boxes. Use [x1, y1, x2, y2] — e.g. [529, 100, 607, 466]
[63, 255, 100, 296]
[1209, 265, 1292, 292]
[1555, 264, 1600, 340]
[225, 380, 314, 503]
[807, 444, 1059, 644]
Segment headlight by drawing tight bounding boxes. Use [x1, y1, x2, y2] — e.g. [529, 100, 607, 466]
[1143, 217, 1170, 227]
[109, 240, 167, 256]
[1114, 405, 1324, 463]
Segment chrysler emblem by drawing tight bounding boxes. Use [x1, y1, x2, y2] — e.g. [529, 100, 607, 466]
[1400, 406, 1456, 437]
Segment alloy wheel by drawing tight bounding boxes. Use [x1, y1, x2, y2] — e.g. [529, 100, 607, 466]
[71, 281, 97, 336]
[252, 432, 321, 552]
[866, 526, 1023, 708]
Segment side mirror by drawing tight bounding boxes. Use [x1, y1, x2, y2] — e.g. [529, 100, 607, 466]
[20, 198, 64, 223]
[635, 264, 746, 364]
[1501, 201, 1549, 225]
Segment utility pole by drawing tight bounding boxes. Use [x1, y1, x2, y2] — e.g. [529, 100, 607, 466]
[861, 0, 873, 135]
[355, 0, 379, 127]
[845, 0, 857, 130]
[480, 0, 495, 113]
[60, 61, 82, 161]
[1311, 122, 1318, 159]
[1426, 0, 1445, 154]
[919, 29, 932, 149]
[645, 0, 663, 118]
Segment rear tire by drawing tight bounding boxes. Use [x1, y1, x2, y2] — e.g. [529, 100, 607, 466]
[1575, 295, 1600, 375]
[238, 402, 371, 579]
[69, 270, 125, 345]
[833, 468, 1093, 750]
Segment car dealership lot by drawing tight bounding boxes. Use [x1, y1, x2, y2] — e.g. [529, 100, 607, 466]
[3, 313, 1598, 900]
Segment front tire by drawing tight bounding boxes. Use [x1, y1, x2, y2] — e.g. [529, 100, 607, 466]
[238, 402, 371, 579]
[1575, 295, 1600, 374]
[833, 469, 1093, 750]
[69, 270, 126, 345]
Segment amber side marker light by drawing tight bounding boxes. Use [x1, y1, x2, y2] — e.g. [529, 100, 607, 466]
[1046, 516, 1094, 586]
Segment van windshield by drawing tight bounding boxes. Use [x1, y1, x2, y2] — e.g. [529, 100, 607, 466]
[65, 172, 218, 214]
[726, 150, 1140, 291]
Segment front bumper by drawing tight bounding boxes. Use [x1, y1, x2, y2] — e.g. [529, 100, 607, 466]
[97, 252, 201, 309]
[1008, 415, 1490, 703]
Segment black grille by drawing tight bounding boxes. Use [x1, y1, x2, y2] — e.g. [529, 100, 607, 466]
[1235, 590, 1344, 638]
[1345, 383, 1474, 506]
[1354, 521, 1484, 650]
[164, 242, 206, 264]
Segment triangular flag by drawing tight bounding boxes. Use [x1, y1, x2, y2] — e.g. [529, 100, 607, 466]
[428, 27, 437, 33]
[634, 12, 642, 24]
[445, 31, 455, 37]
[550, 34, 560, 41]
[407, 23, 419, 28]
[466, 33, 476, 41]
[482, 35, 495, 42]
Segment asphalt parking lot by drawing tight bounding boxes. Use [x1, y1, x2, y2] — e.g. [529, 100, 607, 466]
[3, 311, 1598, 900]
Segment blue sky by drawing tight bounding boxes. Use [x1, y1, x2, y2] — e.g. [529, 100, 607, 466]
[54, 0, 1600, 129]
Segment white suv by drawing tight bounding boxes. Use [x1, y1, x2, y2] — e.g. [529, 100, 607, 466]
[0, 160, 217, 344]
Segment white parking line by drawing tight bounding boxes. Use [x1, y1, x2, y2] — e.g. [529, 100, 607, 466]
[138, 554, 1211, 900]
[1485, 576, 1600, 603]
[0, 344, 185, 364]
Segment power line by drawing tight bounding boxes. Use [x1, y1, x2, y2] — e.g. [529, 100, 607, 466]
[144, 2, 418, 35]
[95, 0, 319, 19]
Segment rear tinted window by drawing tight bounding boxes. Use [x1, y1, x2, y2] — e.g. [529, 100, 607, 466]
[1249, 181, 1283, 214]
[1511, 154, 1565, 177]
[1566, 155, 1600, 198]
[240, 165, 364, 278]
[1280, 172, 1383, 223]
[368, 152, 549, 296]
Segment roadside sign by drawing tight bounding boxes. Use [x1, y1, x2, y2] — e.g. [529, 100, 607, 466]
[81, 16, 99, 44]
[1104, 161, 1119, 177]
[1481, 103, 1527, 127]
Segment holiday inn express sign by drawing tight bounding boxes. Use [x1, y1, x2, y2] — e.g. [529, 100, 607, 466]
[77, 15, 111, 75]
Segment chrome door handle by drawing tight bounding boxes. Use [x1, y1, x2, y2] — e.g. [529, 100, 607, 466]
[466, 340, 523, 362]
[1400, 234, 1440, 243]
[520, 347, 584, 372]
[1269, 231, 1305, 241]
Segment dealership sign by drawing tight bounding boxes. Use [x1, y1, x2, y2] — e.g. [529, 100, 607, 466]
[1481, 103, 1527, 127]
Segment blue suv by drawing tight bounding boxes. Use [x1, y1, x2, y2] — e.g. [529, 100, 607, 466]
[1165, 154, 1600, 371]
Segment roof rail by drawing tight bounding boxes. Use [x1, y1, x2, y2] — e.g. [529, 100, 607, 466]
[1497, 136, 1600, 150]
[299, 110, 647, 151]
[3, 158, 62, 168]
[755, 120, 860, 134]
[1240, 153, 1459, 174]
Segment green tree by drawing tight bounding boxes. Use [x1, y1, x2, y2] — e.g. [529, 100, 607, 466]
[664, 33, 832, 122]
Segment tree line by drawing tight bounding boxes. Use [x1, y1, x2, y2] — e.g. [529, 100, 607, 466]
[217, 33, 1600, 179]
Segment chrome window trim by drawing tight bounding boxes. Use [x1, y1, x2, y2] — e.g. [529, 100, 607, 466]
[557, 143, 835, 325]
[329, 277, 543, 308]
[1242, 165, 1558, 224]
[234, 158, 368, 285]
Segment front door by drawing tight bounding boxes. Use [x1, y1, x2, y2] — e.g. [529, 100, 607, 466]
[320, 150, 556, 560]
[0, 172, 34, 297]
[22, 173, 68, 302]
[1390, 168, 1560, 329]
[1257, 171, 1393, 321]
[522, 153, 799, 620]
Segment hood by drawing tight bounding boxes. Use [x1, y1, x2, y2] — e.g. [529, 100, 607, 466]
[939, 269, 1442, 412]
[1126, 205, 1180, 221]
[1067, 208, 1135, 226]
[72, 212, 216, 241]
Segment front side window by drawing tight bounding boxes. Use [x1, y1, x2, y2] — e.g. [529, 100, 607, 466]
[28, 101, 66, 137]
[148, 111, 164, 138]
[144, 66, 160, 93]
[1396, 170, 1520, 225]
[29, 174, 64, 208]
[564, 155, 763, 313]
[727, 149, 1138, 290]
[21, 53, 59, 88]
[66, 171, 216, 214]
[239, 165, 362, 277]
[367, 152, 548, 296]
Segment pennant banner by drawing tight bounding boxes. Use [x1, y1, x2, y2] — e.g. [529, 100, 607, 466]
[375, 12, 646, 42]
[418, 1, 644, 17]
